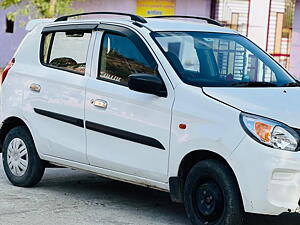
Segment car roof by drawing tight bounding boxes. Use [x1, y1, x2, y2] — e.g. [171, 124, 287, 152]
[42, 17, 237, 34]
[143, 18, 236, 33]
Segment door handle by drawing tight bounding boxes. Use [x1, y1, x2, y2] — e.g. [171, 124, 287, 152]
[91, 99, 107, 109]
[30, 83, 41, 92]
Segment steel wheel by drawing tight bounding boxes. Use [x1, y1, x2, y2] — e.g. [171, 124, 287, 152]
[184, 160, 244, 225]
[7, 138, 29, 177]
[194, 180, 224, 222]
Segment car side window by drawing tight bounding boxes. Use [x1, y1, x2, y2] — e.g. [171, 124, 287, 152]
[98, 33, 157, 86]
[41, 31, 91, 75]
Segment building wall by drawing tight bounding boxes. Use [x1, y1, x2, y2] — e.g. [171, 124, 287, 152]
[0, 8, 27, 67]
[265, 0, 295, 69]
[0, 0, 299, 76]
[0, 0, 212, 67]
[73, 0, 212, 17]
[175, 0, 211, 17]
[214, 0, 250, 35]
[290, 0, 300, 78]
[73, 0, 137, 14]
[247, 0, 271, 49]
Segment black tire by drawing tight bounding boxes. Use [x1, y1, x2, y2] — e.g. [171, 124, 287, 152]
[184, 159, 244, 225]
[2, 126, 45, 187]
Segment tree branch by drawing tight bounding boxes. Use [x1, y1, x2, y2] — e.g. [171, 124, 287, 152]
[48, 0, 57, 17]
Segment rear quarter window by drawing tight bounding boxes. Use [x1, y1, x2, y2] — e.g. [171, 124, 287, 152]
[41, 31, 91, 75]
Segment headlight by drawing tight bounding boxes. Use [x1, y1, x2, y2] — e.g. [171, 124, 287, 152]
[240, 113, 299, 151]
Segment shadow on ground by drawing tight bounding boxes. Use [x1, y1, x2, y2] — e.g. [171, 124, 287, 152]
[34, 168, 300, 225]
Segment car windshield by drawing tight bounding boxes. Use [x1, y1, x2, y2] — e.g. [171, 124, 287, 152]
[152, 32, 297, 87]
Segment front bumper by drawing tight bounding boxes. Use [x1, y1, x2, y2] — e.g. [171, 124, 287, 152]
[229, 135, 300, 215]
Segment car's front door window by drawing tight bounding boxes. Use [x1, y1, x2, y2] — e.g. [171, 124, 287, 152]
[98, 33, 157, 86]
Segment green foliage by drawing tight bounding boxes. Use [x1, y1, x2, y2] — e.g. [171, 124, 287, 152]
[0, 0, 83, 21]
[0, 0, 22, 9]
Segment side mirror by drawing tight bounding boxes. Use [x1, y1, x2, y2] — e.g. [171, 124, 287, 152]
[128, 73, 167, 97]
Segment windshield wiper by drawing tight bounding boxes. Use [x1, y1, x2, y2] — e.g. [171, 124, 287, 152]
[230, 81, 278, 87]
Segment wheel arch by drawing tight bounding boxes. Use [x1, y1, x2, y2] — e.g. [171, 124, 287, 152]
[169, 149, 242, 206]
[0, 116, 32, 153]
[178, 150, 233, 181]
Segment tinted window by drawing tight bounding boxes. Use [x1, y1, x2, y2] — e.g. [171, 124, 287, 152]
[42, 31, 91, 75]
[153, 32, 296, 87]
[98, 33, 157, 86]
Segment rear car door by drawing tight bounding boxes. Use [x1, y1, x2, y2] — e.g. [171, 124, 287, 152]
[23, 24, 96, 163]
[85, 24, 174, 182]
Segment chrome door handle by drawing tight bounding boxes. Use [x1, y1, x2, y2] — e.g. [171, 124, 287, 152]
[91, 99, 107, 109]
[30, 83, 41, 92]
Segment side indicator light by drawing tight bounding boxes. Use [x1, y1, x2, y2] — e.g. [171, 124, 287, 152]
[179, 124, 187, 129]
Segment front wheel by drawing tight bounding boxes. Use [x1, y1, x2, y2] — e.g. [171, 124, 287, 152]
[2, 126, 45, 187]
[184, 159, 244, 225]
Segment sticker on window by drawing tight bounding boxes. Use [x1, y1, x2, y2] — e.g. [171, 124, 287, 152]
[99, 72, 122, 83]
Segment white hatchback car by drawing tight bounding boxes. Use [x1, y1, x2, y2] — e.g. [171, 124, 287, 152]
[1, 12, 300, 225]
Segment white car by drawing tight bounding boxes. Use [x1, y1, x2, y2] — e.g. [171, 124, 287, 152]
[1, 12, 299, 225]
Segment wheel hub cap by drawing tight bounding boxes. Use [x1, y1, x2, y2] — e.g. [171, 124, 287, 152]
[195, 181, 224, 222]
[7, 138, 29, 177]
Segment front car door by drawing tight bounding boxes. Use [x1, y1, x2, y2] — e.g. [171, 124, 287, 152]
[85, 24, 174, 182]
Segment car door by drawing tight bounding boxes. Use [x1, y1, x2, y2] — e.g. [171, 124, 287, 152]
[85, 24, 174, 182]
[23, 24, 96, 164]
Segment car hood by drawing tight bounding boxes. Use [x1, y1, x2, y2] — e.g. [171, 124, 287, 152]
[203, 87, 300, 128]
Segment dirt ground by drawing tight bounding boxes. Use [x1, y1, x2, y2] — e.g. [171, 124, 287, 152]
[0, 154, 300, 225]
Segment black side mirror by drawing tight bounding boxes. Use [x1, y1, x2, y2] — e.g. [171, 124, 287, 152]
[128, 73, 167, 97]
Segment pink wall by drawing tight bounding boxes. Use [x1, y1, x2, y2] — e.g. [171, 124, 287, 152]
[73, 0, 137, 14]
[290, 0, 300, 78]
[175, 0, 211, 17]
[73, 0, 212, 17]
[0, 8, 27, 67]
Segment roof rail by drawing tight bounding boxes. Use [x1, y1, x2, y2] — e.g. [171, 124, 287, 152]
[55, 12, 147, 24]
[147, 15, 223, 27]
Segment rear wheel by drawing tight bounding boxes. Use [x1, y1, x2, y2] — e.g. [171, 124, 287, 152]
[2, 126, 45, 187]
[184, 159, 244, 225]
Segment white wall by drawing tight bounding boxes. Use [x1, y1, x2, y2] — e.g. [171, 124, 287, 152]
[247, 0, 271, 49]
